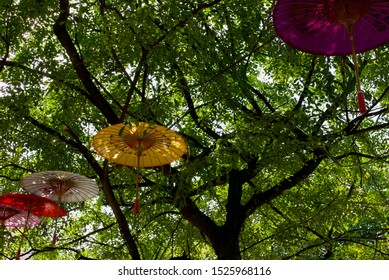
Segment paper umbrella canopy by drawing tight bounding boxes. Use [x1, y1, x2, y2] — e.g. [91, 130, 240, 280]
[272, 0, 389, 56]
[0, 193, 67, 218]
[21, 171, 100, 203]
[272, 0, 389, 114]
[93, 122, 187, 168]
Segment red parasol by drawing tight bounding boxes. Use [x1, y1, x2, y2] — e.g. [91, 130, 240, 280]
[273, 0, 389, 114]
[0, 193, 67, 217]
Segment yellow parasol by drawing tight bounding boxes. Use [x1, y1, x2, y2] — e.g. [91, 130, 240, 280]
[93, 122, 187, 213]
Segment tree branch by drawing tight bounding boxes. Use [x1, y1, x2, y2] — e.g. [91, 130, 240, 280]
[335, 152, 389, 162]
[347, 123, 389, 136]
[173, 62, 221, 140]
[98, 0, 149, 121]
[177, 195, 220, 250]
[0, 163, 34, 173]
[23, 222, 116, 259]
[24, 115, 140, 259]
[293, 56, 316, 111]
[119, 47, 148, 122]
[0, 34, 10, 72]
[248, 84, 276, 113]
[150, 0, 223, 48]
[243, 152, 325, 218]
[343, 86, 389, 135]
[53, 0, 119, 124]
[24, 115, 103, 178]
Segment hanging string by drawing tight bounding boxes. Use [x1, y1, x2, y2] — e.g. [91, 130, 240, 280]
[16, 210, 31, 260]
[52, 192, 63, 245]
[349, 25, 367, 114]
[134, 153, 141, 215]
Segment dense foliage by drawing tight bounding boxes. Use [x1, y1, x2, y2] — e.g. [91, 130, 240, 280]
[1, 0, 388, 260]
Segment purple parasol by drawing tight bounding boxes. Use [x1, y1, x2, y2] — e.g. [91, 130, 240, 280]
[273, 0, 389, 56]
[273, 0, 389, 114]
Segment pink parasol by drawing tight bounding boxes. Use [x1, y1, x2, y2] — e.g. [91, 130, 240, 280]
[273, 0, 389, 114]
[0, 203, 20, 222]
[0, 193, 66, 258]
[0, 203, 41, 228]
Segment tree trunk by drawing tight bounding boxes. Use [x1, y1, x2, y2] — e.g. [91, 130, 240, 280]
[212, 169, 246, 259]
[213, 222, 243, 260]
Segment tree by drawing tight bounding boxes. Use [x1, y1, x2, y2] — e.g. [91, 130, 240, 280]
[1, 0, 388, 260]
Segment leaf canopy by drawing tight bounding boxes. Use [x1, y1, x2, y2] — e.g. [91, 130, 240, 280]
[1, 0, 389, 260]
